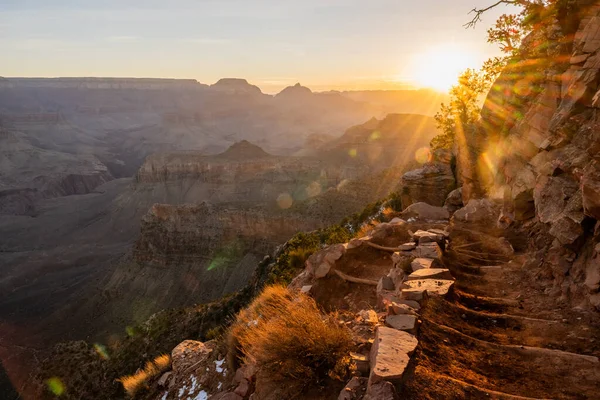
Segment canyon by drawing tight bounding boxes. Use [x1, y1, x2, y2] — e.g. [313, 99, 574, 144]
[0, 78, 442, 398]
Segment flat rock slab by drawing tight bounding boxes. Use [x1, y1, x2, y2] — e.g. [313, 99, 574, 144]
[407, 268, 453, 281]
[385, 314, 418, 334]
[413, 230, 444, 244]
[411, 258, 434, 271]
[398, 242, 417, 251]
[401, 279, 454, 302]
[369, 326, 418, 386]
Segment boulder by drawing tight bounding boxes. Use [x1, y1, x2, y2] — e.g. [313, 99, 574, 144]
[582, 160, 600, 220]
[401, 162, 456, 208]
[369, 327, 418, 386]
[171, 340, 214, 373]
[453, 199, 501, 226]
[402, 202, 450, 221]
[384, 314, 418, 334]
[407, 268, 453, 281]
[378, 276, 395, 291]
[444, 188, 464, 214]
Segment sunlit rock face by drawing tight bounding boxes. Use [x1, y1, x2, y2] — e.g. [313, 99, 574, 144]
[472, 1, 600, 309]
[400, 149, 456, 209]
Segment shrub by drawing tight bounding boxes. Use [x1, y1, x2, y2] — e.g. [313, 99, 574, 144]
[118, 354, 171, 397]
[228, 286, 352, 389]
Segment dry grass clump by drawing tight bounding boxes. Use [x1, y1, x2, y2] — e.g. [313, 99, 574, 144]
[118, 354, 171, 397]
[228, 285, 352, 388]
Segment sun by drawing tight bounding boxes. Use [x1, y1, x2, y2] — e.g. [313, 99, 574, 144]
[410, 45, 478, 91]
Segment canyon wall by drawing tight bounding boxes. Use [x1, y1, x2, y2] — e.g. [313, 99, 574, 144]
[468, 1, 600, 309]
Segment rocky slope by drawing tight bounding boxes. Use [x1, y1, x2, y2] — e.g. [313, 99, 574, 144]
[458, 1, 600, 310]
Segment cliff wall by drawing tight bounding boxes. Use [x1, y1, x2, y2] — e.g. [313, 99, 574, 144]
[469, 1, 600, 309]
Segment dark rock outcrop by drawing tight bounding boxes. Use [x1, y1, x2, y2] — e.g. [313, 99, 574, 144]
[400, 149, 456, 208]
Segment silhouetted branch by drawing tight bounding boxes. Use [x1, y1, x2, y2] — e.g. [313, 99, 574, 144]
[465, 0, 526, 28]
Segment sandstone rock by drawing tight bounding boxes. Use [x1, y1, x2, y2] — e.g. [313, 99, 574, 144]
[407, 268, 453, 281]
[346, 238, 362, 249]
[300, 285, 313, 294]
[377, 291, 402, 310]
[365, 381, 399, 400]
[325, 243, 347, 264]
[398, 242, 417, 251]
[415, 243, 442, 260]
[401, 279, 454, 302]
[413, 230, 444, 245]
[582, 160, 600, 220]
[402, 202, 449, 221]
[389, 217, 406, 225]
[444, 187, 464, 214]
[358, 309, 379, 325]
[314, 262, 332, 279]
[389, 302, 418, 316]
[171, 340, 214, 373]
[384, 314, 418, 334]
[411, 258, 434, 271]
[453, 199, 501, 226]
[369, 327, 418, 386]
[401, 162, 456, 208]
[338, 377, 367, 400]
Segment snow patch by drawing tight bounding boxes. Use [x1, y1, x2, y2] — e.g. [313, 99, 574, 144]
[215, 358, 225, 373]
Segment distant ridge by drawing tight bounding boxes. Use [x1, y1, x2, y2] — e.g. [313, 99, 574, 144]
[219, 140, 271, 159]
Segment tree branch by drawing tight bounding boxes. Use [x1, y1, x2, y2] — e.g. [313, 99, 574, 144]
[464, 0, 525, 28]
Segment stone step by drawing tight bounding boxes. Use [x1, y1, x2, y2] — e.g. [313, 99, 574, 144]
[410, 258, 434, 271]
[407, 268, 453, 281]
[384, 314, 418, 334]
[401, 279, 454, 302]
[368, 326, 418, 387]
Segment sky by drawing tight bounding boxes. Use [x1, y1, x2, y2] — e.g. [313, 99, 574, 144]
[0, 0, 516, 93]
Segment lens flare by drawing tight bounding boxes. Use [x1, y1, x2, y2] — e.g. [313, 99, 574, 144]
[277, 193, 293, 209]
[415, 147, 431, 164]
[369, 131, 381, 141]
[46, 377, 65, 396]
[94, 343, 110, 360]
[348, 148, 357, 157]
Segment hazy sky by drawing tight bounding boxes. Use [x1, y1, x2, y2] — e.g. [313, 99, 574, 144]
[1, 1, 515, 92]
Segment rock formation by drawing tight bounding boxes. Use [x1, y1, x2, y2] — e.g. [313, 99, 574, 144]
[400, 149, 455, 208]
[458, 1, 600, 309]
